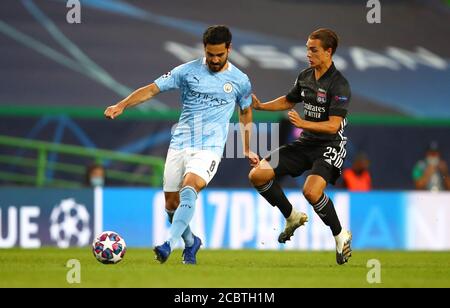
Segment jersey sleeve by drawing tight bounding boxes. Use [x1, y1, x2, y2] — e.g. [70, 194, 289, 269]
[329, 78, 351, 117]
[237, 77, 252, 110]
[154, 63, 187, 92]
[285, 75, 303, 103]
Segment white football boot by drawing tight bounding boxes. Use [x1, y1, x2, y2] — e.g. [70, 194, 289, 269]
[335, 229, 352, 265]
[278, 210, 308, 243]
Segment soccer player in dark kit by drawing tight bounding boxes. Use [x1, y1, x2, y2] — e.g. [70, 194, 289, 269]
[250, 28, 352, 265]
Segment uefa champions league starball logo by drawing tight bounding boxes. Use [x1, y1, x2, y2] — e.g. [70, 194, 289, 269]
[50, 198, 91, 248]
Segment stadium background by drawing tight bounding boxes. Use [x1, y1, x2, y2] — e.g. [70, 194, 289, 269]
[0, 0, 450, 287]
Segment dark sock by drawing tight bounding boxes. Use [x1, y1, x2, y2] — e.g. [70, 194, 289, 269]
[255, 180, 293, 218]
[311, 194, 342, 236]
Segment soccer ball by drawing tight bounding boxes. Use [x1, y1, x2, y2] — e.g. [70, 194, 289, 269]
[92, 231, 126, 264]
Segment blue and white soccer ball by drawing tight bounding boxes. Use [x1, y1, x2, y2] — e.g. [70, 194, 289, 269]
[92, 231, 126, 264]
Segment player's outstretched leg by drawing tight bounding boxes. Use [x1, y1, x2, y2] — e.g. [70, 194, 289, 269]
[166, 208, 200, 264]
[249, 160, 308, 243]
[164, 192, 198, 264]
[311, 193, 352, 265]
[166, 209, 195, 247]
[278, 210, 309, 244]
[154, 185, 198, 263]
[304, 175, 352, 265]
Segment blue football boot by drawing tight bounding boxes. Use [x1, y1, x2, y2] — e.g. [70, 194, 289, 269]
[153, 241, 171, 264]
[182, 235, 202, 265]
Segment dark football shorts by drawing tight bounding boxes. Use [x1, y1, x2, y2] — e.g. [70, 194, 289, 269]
[265, 139, 347, 185]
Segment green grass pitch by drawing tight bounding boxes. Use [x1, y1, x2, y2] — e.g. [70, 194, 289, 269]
[1, 248, 449, 288]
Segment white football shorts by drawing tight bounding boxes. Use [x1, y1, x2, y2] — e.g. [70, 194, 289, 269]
[163, 148, 221, 192]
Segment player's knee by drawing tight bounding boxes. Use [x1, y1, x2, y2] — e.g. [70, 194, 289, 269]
[248, 168, 257, 184]
[249, 167, 274, 187]
[249, 167, 264, 186]
[165, 202, 178, 211]
[182, 173, 205, 193]
[165, 197, 179, 211]
[303, 188, 321, 205]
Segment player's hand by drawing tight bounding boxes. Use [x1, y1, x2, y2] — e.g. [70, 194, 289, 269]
[251, 94, 262, 110]
[288, 109, 303, 128]
[104, 104, 124, 119]
[245, 151, 260, 167]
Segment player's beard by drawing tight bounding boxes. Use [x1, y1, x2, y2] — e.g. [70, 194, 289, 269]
[207, 56, 228, 72]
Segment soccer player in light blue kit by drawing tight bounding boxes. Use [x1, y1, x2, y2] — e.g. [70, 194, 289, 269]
[104, 25, 259, 264]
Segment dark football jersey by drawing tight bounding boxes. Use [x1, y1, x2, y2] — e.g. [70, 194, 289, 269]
[286, 63, 351, 143]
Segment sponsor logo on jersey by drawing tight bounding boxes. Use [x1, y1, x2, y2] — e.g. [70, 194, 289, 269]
[304, 102, 326, 119]
[187, 90, 231, 107]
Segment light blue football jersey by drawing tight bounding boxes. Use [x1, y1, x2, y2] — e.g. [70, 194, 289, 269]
[155, 58, 252, 157]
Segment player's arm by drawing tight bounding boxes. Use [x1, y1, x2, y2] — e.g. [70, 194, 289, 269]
[288, 111, 343, 134]
[252, 94, 295, 111]
[104, 83, 160, 119]
[239, 107, 259, 167]
[291, 77, 351, 134]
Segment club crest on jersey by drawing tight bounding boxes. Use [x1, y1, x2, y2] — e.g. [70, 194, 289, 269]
[317, 90, 327, 104]
[223, 83, 233, 93]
